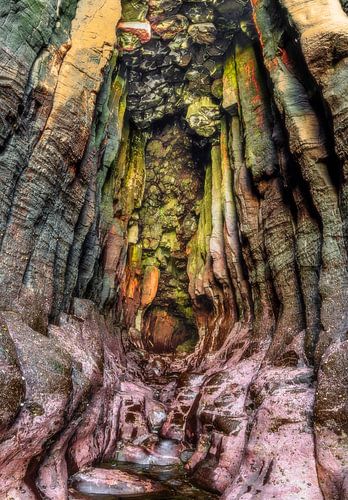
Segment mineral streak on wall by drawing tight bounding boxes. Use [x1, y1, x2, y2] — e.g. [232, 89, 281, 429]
[0, 0, 347, 499]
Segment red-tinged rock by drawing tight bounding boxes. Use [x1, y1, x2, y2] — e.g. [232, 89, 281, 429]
[222, 366, 323, 499]
[0, 313, 73, 498]
[146, 399, 167, 431]
[143, 309, 187, 353]
[141, 265, 160, 309]
[70, 467, 166, 496]
[116, 439, 182, 466]
[315, 340, 348, 499]
[0, 318, 24, 433]
[118, 21, 152, 44]
[0, 1, 348, 499]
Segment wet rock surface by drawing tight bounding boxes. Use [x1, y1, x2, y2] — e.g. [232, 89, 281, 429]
[70, 468, 166, 496]
[0, 0, 348, 499]
[71, 462, 219, 499]
[118, 0, 246, 128]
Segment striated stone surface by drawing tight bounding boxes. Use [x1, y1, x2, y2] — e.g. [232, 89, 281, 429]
[0, 312, 73, 498]
[0, 0, 123, 330]
[0, 0, 347, 499]
[314, 340, 348, 499]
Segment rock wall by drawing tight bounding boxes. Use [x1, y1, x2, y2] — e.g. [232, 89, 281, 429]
[0, 0, 347, 499]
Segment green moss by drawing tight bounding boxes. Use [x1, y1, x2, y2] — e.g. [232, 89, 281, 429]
[123, 130, 146, 214]
[51, 359, 67, 375]
[235, 37, 275, 182]
[121, 0, 148, 21]
[176, 336, 197, 354]
[118, 31, 141, 51]
[160, 231, 180, 252]
[188, 164, 213, 278]
[27, 402, 44, 417]
[186, 97, 220, 137]
[97, 66, 128, 235]
[128, 243, 143, 269]
[222, 49, 238, 113]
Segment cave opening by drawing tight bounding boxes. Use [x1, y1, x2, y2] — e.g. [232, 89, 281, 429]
[131, 117, 204, 354]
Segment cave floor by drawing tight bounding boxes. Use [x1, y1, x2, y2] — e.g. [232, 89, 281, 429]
[69, 352, 219, 499]
[95, 462, 218, 499]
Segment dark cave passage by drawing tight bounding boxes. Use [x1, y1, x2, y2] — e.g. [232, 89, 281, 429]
[122, 119, 203, 354]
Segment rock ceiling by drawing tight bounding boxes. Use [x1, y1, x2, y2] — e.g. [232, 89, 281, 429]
[117, 0, 249, 131]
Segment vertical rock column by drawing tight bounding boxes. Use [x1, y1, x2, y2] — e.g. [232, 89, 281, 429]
[234, 35, 304, 363]
[251, 0, 348, 362]
[278, 0, 348, 243]
[0, 0, 123, 328]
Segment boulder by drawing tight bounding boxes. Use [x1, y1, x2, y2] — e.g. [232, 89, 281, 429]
[71, 468, 166, 496]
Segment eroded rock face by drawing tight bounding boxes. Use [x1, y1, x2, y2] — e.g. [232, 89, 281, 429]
[0, 0, 347, 499]
[70, 468, 166, 496]
[128, 121, 203, 352]
[117, 0, 246, 128]
[0, 0, 123, 330]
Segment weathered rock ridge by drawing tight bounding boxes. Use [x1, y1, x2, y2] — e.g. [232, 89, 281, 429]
[0, 0, 347, 498]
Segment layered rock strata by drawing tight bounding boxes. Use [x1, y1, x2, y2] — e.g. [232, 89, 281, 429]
[0, 0, 347, 499]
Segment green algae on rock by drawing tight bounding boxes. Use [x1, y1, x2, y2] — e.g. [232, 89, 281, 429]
[186, 97, 220, 137]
